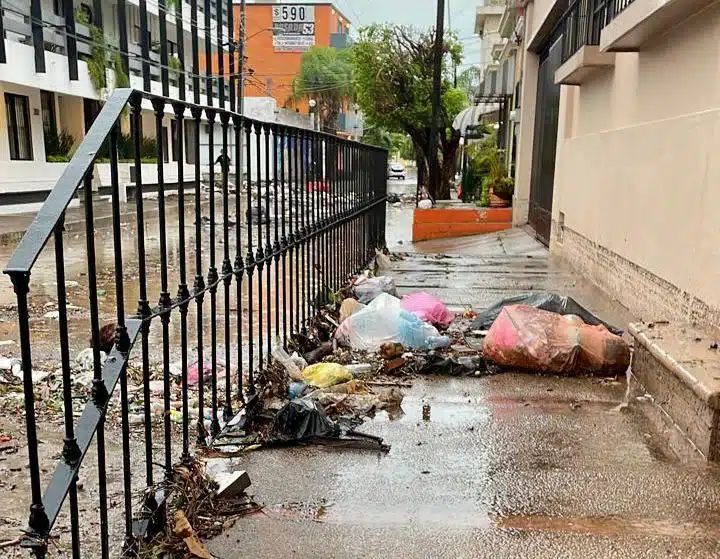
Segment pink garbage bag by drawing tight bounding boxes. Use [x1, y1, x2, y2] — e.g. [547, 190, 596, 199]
[483, 305, 630, 375]
[401, 292, 455, 328]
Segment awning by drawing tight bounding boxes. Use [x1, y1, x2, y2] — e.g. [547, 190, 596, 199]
[452, 103, 499, 136]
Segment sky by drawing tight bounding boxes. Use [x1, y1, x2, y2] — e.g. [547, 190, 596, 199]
[335, 0, 482, 69]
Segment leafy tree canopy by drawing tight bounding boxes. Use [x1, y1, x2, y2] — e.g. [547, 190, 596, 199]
[351, 24, 468, 197]
[292, 46, 354, 132]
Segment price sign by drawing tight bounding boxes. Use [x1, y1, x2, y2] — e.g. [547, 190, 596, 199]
[272, 5, 316, 52]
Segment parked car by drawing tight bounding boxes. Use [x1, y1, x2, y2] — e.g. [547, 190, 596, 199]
[387, 163, 406, 180]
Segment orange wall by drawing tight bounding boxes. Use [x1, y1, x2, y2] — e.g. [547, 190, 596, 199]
[237, 3, 350, 111]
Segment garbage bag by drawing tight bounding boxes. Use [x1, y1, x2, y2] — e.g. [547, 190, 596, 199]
[336, 293, 404, 351]
[339, 298, 365, 323]
[301, 363, 353, 388]
[471, 292, 622, 336]
[419, 354, 486, 376]
[397, 311, 444, 349]
[402, 292, 455, 328]
[353, 275, 398, 304]
[483, 305, 630, 375]
[271, 398, 339, 441]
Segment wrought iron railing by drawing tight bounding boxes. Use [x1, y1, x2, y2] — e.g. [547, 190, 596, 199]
[606, 0, 635, 22]
[560, 0, 637, 62]
[560, 0, 609, 62]
[3, 88, 387, 558]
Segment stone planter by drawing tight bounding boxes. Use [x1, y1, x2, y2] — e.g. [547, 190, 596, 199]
[412, 204, 513, 242]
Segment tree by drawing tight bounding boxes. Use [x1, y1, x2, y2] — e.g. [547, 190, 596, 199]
[456, 66, 483, 103]
[352, 24, 467, 199]
[292, 46, 354, 132]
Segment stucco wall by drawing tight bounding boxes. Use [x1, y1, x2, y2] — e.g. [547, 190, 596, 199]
[552, 3, 720, 318]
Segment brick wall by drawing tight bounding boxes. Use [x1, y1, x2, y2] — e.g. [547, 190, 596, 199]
[551, 222, 720, 337]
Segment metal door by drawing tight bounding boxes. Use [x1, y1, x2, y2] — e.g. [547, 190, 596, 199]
[529, 36, 563, 246]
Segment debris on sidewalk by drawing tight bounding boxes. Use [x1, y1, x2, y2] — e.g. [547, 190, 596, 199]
[339, 298, 365, 322]
[301, 363, 353, 388]
[483, 305, 630, 375]
[272, 398, 339, 441]
[471, 292, 623, 336]
[174, 510, 213, 559]
[402, 292, 455, 328]
[138, 459, 259, 557]
[353, 274, 398, 303]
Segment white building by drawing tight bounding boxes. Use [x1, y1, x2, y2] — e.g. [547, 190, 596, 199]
[0, 0, 303, 214]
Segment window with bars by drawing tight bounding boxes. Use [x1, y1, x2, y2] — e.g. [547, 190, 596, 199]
[5, 93, 33, 161]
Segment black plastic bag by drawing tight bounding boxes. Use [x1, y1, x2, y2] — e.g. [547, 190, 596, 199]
[419, 354, 486, 376]
[470, 292, 622, 336]
[271, 398, 339, 442]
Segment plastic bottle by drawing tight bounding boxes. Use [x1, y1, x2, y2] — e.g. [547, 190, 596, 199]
[288, 381, 308, 399]
[272, 342, 302, 380]
[346, 363, 374, 375]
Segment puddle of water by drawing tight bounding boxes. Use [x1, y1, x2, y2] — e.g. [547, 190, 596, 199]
[496, 514, 720, 540]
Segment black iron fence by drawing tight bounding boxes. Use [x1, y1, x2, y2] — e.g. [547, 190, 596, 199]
[606, 0, 636, 21]
[3, 88, 387, 558]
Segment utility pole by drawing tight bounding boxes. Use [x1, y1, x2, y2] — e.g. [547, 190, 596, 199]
[239, 0, 246, 115]
[428, 0, 445, 197]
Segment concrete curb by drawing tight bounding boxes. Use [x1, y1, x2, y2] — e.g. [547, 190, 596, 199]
[629, 322, 720, 410]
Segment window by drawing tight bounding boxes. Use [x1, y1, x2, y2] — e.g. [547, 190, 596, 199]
[171, 120, 179, 162]
[184, 120, 197, 165]
[40, 91, 57, 138]
[161, 126, 169, 163]
[5, 93, 33, 161]
[53, 0, 63, 17]
[79, 3, 93, 25]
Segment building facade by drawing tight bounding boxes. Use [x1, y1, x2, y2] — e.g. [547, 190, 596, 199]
[239, 2, 350, 109]
[509, 0, 720, 331]
[237, 1, 361, 137]
[0, 0, 236, 213]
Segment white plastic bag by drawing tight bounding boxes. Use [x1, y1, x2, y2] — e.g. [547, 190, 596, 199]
[336, 293, 404, 351]
[353, 275, 398, 304]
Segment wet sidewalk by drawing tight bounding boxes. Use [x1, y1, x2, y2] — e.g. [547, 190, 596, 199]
[207, 211, 720, 557]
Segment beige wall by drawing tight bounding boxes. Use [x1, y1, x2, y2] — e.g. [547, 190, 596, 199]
[527, 0, 560, 43]
[57, 95, 85, 152]
[552, 3, 720, 317]
[512, 2, 540, 225]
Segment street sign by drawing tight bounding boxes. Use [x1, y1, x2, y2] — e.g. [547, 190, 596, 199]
[272, 5, 316, 52]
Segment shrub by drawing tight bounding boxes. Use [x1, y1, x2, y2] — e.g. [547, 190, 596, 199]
[47, 154, 70, 163]
[45, 129, 75, 161]
[494, 177, 515, 202]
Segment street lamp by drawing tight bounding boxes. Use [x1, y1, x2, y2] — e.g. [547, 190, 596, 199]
[246, 26, 286, 41]
[309, 99, 317, 131]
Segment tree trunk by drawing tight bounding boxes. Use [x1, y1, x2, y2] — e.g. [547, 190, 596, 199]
[416, 149, 427, 188]
[436, 129, 461, 200]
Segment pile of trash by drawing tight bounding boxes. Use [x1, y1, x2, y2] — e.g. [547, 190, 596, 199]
[233, 279, 631, 452]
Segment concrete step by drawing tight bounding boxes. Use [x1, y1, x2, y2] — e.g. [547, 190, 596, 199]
[630, 322, 720, 460]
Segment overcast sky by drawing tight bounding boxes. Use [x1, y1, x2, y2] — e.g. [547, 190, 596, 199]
[335, 0, 482, 68]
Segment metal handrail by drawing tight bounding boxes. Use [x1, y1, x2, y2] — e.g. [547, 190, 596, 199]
[5, 89, 133, 275]
[4, 87, 388, 557]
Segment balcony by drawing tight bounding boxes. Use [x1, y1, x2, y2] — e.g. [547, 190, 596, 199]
[600, 0, 715, 52]
[555, 0, 616, 86]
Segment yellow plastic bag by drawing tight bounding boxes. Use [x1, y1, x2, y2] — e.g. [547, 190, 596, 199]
[301, 363, 353, 389]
